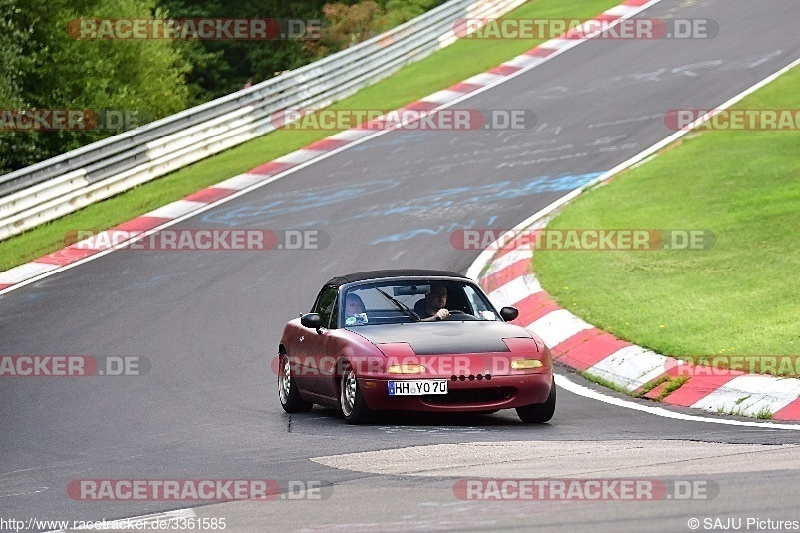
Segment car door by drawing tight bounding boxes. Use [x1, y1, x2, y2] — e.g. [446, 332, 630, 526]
[295, 285, 339, 398]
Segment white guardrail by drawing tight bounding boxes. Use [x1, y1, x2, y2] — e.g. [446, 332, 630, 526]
[0, 0, 525, 242]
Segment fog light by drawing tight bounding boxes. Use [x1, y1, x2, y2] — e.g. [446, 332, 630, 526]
[511, 359, 543, 370]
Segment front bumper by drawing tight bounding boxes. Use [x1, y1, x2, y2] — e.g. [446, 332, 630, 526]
[358, 372, 553, 412]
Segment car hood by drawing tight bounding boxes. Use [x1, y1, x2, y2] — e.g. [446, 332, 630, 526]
[349, 321, 531, 355]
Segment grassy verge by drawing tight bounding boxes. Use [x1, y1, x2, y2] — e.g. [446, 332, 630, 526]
[533, 65, 800, 375]
[0, 0, 620, 272]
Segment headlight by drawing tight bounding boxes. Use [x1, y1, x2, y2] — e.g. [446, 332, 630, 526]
[387, 364, 426, 374]
[511, 359, 543, 370]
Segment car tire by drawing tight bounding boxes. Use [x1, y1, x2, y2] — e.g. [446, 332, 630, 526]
[339, 364, 372, 424]
[516, 377, 556, 423]
[278, 353, 313, 413]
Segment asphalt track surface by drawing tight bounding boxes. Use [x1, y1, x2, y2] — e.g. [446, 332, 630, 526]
[2, 0, 800, 530]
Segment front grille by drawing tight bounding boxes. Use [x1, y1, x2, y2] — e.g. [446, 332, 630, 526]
[451, 373, 492, 381]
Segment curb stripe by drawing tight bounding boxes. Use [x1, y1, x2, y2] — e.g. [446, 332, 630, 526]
[488, 64, 521, 76]
[513, 291, 561, 324]
[774, 400, 800, 421]
[553, 329, 628, 371]
[447, 82, 484, 93]
[527, 309, 593, 348]
[488, 273, 541, 307]
[183, 187, 238, 204]
[146, 200, 206, 220]
[249, 161, 295, 175]
[113, 216, 173, 232]
[688, 375, 800, 417]
[525, 47, 557, 58]
[481, 259, 532, 293]
[586, 345, 670, 392]
[215, 173, 267, 191]
[36, 247, 100, 266]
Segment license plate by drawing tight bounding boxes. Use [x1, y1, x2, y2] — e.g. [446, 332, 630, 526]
[388, 380, 448, 396]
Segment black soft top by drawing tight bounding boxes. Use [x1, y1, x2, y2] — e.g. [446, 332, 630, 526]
[325, 269, 469, 288]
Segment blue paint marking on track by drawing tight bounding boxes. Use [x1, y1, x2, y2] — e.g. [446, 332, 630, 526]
[198, 173, 603, 246]
[370, 220, 478, 245]
[349, 172, 603, 224]
[200, 180, 401, 227]
[366, 172, 603, 245]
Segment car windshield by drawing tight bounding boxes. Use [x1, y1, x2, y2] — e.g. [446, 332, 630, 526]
[342, 279, 500, 327]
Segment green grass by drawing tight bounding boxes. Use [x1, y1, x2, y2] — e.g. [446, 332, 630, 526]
[534, 66, 800, 375]
[657, 376, 688, 401]
[756, 406, 774, 420]
[714, 404, 773, 419]
[0, 0, 620, 272]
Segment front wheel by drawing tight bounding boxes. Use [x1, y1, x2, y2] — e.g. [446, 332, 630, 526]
[516, 377, 556, 423]
[278, 353, 312, 413]
[339, 364, 373, 424]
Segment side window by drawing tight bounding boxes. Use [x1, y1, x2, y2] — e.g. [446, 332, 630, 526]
[313, 285, 338, 328]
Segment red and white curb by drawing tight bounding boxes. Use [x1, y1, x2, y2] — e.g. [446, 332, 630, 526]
[462, 46, 800, 424]
[0, 0, 661, 295]
[467, 202, 800, 421]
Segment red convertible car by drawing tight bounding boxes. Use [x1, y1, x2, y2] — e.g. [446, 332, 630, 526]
[278, 270, 555, 424]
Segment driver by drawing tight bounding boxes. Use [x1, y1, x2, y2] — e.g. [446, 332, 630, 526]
[419, 283, 449, 321]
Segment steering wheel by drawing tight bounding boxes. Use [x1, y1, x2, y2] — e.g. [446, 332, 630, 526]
[443, 309, 478, 321]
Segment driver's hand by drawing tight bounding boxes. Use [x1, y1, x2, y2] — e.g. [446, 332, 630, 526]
[435, 308, 449, 320]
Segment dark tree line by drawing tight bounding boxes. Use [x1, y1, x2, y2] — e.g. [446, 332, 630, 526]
[0, 0, 443, 174]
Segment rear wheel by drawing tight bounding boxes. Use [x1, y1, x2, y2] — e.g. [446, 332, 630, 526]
[278, 353, 312, 413]
[339, 364, 373, 424]
[516, 377, 556, 423]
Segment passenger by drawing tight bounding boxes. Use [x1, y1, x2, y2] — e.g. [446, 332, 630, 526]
[345, 293, 366, 318]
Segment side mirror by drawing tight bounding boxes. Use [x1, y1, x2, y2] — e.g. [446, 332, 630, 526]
[500, 306, 519, 321]
[301, 313, 324, 331]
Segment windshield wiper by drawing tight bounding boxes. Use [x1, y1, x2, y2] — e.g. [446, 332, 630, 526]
[375, 288, 420, 322]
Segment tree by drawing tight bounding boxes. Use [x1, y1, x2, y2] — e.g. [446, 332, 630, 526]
[0, 0, 448, 173]
[381, 0, 445, 29]
[306, 0, 446, 58]
[0, 0, 45, 171]
[307, 1, 385, 57]
[158, 0, 327, 104]
[0, 0, 189, 173]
